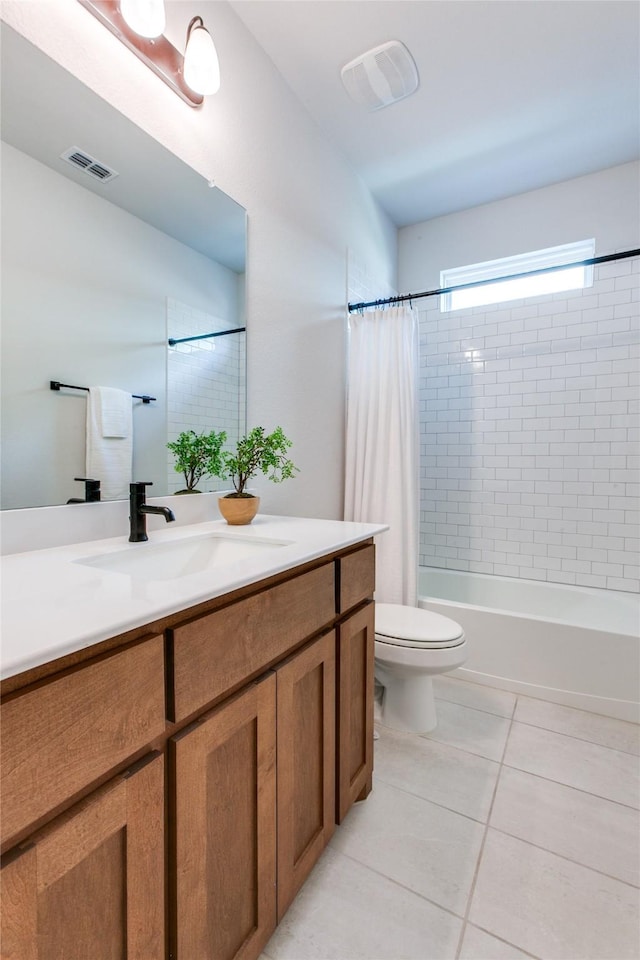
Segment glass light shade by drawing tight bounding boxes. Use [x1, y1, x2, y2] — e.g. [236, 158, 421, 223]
[120, 0, 166, 39]
[184, 21, 220, 95]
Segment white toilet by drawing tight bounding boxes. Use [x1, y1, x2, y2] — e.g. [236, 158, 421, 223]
[375, 602, 467, 733]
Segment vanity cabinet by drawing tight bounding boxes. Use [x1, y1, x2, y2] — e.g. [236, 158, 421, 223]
[337, 603, 375, 822]
[171, 673, 277, 960]
[275, 630, 336, 921]
[171, 629, 336, 959]
[1, 540, 376, 960]
[0, 752, 165, 960]
[0, 636, 165, 845]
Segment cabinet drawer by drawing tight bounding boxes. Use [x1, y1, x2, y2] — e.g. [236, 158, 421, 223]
[1, 636, 165, 847]
[171, 563, 336, 722]
[338, 544, 375, 613]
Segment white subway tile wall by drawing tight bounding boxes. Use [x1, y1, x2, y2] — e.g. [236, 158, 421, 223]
[419, 254, 639, 593]
[166, 298, 246, 494]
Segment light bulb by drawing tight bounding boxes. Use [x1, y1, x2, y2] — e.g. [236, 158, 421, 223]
[184, 17, 220, 96]
[120, 0, 165, 39]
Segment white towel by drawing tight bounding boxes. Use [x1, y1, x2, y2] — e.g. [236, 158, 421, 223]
[93, 385, 131, 438]
[86, 387, 133, 500]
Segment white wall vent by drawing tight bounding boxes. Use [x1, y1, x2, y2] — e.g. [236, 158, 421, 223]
[60, 147, 119, 183]
[340, 41, 419, 111]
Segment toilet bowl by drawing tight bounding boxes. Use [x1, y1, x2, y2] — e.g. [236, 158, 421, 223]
[375, 602, 467, 733]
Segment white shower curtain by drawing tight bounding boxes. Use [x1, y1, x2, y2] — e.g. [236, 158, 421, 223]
[344, 305, 419, 606]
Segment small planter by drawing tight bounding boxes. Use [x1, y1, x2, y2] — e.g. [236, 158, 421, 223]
[218, 495, 260, 526]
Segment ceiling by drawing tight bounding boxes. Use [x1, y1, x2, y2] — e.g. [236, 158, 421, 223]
[231, 0, 640, 227]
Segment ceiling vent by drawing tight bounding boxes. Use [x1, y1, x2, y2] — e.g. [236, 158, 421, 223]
[340, 41, 419, 111]
[60, 147, 119, 183]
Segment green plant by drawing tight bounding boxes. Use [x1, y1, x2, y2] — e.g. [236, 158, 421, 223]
[220, 426, 298, 497]
[167, 429, 227, 492]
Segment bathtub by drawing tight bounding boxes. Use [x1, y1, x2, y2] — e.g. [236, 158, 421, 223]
[418, 567, 640, 723]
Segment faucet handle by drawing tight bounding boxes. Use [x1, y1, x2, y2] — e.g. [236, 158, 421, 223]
[130, 481, 153, 492]
[71, 477, 100, 503]
[74, 477, 101, 502]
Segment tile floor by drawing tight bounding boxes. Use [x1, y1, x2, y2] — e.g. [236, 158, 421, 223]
[261, 675, 640, 960]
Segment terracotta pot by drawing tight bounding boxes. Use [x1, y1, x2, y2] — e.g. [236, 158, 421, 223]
[218, 495, 260, 525]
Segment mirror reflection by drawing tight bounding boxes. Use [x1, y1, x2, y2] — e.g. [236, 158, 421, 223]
[0, 25, 247, 510]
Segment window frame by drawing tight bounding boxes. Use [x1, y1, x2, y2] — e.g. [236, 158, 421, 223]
[439, 238, 596, 312]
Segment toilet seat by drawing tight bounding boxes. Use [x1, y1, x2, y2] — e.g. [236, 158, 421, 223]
[374, 603, 467, 733]
[375, 602, 464, 649]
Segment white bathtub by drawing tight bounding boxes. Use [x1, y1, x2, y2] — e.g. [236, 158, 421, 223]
[418, 567, 640, 723]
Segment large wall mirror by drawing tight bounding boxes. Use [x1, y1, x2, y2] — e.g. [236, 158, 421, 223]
[0, 24, 247, 510]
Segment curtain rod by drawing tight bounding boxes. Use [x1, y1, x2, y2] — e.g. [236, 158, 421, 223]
[347, 248, 640, 313]
[50, 381, 156, 403]
[168, 326, 246, 346]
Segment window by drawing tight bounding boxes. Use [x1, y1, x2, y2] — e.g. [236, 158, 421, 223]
[440, 239, 595, 312]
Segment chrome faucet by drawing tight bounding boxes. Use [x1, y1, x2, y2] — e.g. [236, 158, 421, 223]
[129, 482, 175, 542]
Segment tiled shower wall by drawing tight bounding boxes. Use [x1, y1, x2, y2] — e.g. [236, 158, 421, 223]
[167, 298, 246, 494]
[419, 254, 639, 593]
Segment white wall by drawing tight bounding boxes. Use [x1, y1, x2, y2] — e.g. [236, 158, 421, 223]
[399, 162, 640, 291]
[399, 165, 639, 592]
[1, 143, 240, 508]
[1, 0, 396, 521]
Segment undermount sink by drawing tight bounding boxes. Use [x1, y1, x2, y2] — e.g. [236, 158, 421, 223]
[74, 533, 293, 582]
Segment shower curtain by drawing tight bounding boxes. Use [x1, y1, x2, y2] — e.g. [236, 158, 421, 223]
[344, 305, 419, 606]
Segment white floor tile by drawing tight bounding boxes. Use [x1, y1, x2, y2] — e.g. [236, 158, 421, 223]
[459, 923, 538, 959]
[374, 723, 500, 822]
[514, 695, 640, 755]
[490, 765, 640, 886]
[419, 698, 511, 762]
[330, 779, 484, 915]
[470, 830, 640, 960]
[504, 721, 640, 808]
[264, 677, 640, 960]
[263, 846, 462, 960]
[434, 675, 517, 719]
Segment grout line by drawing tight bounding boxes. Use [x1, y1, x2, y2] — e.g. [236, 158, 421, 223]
[454, 692, 519, 960]
[465, 921, 542, 960]
[434, 691, 515, 721]
[435, 685, 640, 759]
[487, 824, 640, 891]
[508, 716, 640, 758]
[372, 771, 492, 827]
[333, 847, 468, 924]
[501, 756, 640, 812]
[417, 727, 508, 766]
[374, 731, 639, 888]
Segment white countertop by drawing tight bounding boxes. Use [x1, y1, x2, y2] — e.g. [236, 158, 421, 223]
[0, 515, 387, 680]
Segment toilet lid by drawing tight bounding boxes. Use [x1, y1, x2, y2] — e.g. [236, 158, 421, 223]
[375, 602, 464, 647]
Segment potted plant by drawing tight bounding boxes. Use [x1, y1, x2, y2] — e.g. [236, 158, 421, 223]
[167, 429, 227, 494]
[217, 425, 298, 524]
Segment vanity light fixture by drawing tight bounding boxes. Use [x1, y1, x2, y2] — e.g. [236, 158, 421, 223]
[120, 0, 165, 38]
[184, 17, 220, 96]
[77, 0, 220, 107]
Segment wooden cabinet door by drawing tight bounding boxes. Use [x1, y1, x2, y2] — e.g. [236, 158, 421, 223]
[336, 602, 375, 823]
[0, 752, 164, 960]
[170, 673, 277, 960]
[275, 631, 336, 921]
